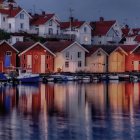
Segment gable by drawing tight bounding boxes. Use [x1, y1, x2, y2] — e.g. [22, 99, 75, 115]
[62, 42, 89, 53]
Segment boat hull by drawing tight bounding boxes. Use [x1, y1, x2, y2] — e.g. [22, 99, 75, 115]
[18, 76, 40, 83]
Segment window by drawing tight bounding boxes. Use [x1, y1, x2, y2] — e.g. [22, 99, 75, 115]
[20, 23, 24, 29]
[23, 55, 26, 60]
[78, 61, 82, 67]
[132, 61, 133, 64]
[84, 27, 87, 33]
[16, 38, 19, 42]
[65, 61, 69, 68]
[77, 52, 81, 58]
[46, 64, 49, 68]
[20, 13, 24, 19]
[49, 20, 52, 26]
[84, 36, 88, 42]
[48, 28, 53, 35]
[66, 52, 69, 58]
[6, 51, 12, 56]
[46, 55, 50, 59]
[9, 23, 11, 29]
[3, 17, 5, 22]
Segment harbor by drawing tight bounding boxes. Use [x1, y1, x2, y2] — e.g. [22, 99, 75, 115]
[0, 82, 139, 139]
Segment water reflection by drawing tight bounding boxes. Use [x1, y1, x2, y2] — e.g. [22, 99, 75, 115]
[0, 82, 140, 139]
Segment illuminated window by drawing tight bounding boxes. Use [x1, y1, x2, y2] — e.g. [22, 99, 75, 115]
[84, 36, 88, 42]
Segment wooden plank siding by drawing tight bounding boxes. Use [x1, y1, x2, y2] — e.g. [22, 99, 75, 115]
[19, 44, 54, 74]
[0, 42, 17, 72]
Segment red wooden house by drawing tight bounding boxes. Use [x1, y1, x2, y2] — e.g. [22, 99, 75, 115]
[120, 45, 139, 72]
[13, 42, 55, 74]
[0, 40, 18, 72]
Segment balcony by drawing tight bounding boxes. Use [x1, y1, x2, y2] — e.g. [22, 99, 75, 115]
[45, 34, 76, 41]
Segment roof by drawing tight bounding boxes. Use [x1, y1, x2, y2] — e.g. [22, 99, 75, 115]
[121, 28, 130, 36]
[134, 35, 140, 42]
[0, 7, 22, 17]
[85, 46, 101, 56]
[119, 45, 137, 53]
[90, 20, 116, 36]
[31, 14, 55, 25]
[13, 41, 56, 56]
[60, 21, 85, 29]
[44, 41, 74, 53]
[13, 41, 35, 52]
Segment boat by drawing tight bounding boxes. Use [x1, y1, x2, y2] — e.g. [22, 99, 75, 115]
[130, 75, 138, 82]
[108, 75, 119, 80]
[82, 76, 91, 83]
[119, 74, 129, 81]
[17, 70, 40, 83]
[0, 73, 8, 82]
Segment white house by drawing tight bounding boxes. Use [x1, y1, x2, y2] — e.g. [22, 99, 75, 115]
[44, 41, 89, 72]
[60, 20, 92, 45]
[0, 7, 31, 33]
[90, 17, 122, 45]
[9, 34, 24, 44]
[30, 12, 60, 37]
[0, 0, 32, 33]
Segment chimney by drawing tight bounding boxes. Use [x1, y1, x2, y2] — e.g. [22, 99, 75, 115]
[9, 3, 13, 10]
[42, 11, 45, 15]
[70, 16, 74, 23]
[100, 17, 104, 22]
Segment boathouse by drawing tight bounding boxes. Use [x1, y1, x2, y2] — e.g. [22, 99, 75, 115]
[44, 41, 89, 72]
[85, 46, 108, 73]
[101, 45, 127, 73]
[0, 40, 18, 72]
[13, 42, 55, 74]
[121, 45, 140, 72]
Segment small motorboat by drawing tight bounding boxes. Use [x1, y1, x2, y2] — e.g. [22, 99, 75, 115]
[17, 70, 40, 83]
[82, 76, 91, 83]
[108, 75, 119, 80]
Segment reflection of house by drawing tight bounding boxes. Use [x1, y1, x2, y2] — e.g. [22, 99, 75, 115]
[85, 83, 107, 113]
[0, 40, 18, 72]
[90, 17, 122, 45]
[86, 46, 108, 73]
[44, 41, 89, 72]
[13, 42, 55, 73]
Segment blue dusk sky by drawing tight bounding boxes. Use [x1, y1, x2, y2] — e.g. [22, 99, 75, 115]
[18, 0, 140, 27]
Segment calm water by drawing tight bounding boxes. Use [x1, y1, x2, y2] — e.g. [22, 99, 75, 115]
[0, 82, 140, 140]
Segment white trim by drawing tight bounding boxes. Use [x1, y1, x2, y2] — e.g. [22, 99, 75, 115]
[91, 48, 109, 56]
[18, 42, 56, 56]
[0, 40, 19, 53]
[15, 9, 32, 19]
[110, 46, 128, 55]
[61, 41, 89, 53]
[130, 44, 140, 54]
[45, 17, 60, 26]
[79, 22, 92, 30]
[105, 21, 117, 36]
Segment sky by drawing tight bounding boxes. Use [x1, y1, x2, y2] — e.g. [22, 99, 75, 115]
[18, 0, 140, 27]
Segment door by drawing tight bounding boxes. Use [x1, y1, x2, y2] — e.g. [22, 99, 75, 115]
[41, 55, 46, 73]
[0, 61, 3, 72]
[27, 55, 32, 70]
[134, 61, 139, 71]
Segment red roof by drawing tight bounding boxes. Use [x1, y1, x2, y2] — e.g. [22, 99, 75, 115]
[60, 21, 85, 29]
[44, 41, 74, 53]
[0, 7, 22, 17]
[90, 20, 116, 36]
[134, 35, 140, 42]
[119, 45, 137, 53]
[31, 14, 55, 25]
[13, 41, 35, 52]
[121, 28, 130, 36]
[132, 28, 140, 35]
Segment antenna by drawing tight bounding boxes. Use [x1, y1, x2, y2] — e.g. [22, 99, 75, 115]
[33, 4, 36, 14]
